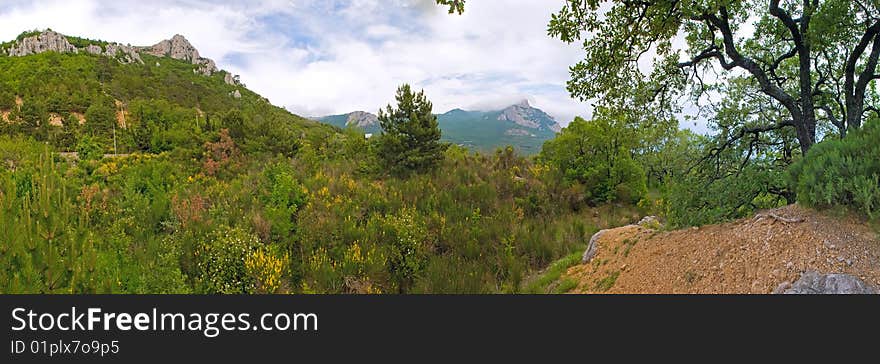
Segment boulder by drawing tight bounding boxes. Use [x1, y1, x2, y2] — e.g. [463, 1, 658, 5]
[582, 229, 607, 263]
[783, 271, 877, 294]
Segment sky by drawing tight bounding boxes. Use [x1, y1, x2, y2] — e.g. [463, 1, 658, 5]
[0, 0, 600, 126]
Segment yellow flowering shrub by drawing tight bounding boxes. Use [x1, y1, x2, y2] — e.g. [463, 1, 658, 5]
[245, 248, 288, 294]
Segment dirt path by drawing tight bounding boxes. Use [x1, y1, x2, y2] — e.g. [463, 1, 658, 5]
[564, 205, 880, 293]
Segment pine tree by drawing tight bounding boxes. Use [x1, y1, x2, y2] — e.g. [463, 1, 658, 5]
[376, 84, 447, 175]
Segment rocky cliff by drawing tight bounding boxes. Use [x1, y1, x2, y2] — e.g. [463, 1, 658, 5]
[7, 30, 77, 56]
[5, 30, 239, 83]
[137, 34, 218, 76]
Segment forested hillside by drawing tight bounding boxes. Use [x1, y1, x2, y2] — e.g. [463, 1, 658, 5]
[0, 30, 655, 294]
[4, 0, 880, 297]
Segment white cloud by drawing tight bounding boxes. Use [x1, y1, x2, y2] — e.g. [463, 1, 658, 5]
[1, 0, 592, 125]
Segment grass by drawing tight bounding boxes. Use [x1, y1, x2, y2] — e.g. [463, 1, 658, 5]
[622, 238, 637, 257]
[594, 271, 620, 292]
[554, 278, 579, 294]
[522, 251, 583, 294]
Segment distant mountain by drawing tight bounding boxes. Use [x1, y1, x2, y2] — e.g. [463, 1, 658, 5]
[316, 111, 382, 135]
[315, 100, 563, 154]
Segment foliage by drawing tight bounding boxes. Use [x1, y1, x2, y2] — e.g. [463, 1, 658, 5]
[194, 226, 262, 294]
[540, 109, 648, 204]
[376, 84, 449, 176]
[547, 0, 880, 154]
[436, 0, 465, 14]
[790, 122, 880, 218]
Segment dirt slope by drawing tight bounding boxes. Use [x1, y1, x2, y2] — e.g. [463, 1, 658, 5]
[564, 205, 880, 294]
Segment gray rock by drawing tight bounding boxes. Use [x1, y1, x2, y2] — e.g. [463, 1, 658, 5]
[8, 30, 77, 56]
[224, 72, 241, 86]
[783, 271, 877, 294]
[103, 43, 143, 64]
[773, 281, 792, 294]
[231, 90, 242, 99]
[636, 216, 663, 229]
[582, 229, 607, 263]
[346, 111, 379, 128]
[85, 44, 103, 55]
[138, 34, 217, 75]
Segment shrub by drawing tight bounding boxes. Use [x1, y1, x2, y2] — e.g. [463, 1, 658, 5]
[195, 226, 262, 294]
[790, 124, 880, 218]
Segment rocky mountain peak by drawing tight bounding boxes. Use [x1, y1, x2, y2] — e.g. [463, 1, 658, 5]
[138, 34, 218, 76]
[7, 29, 143, 64]
[347, 111, 379, 128]
[498, 100, 562, 133]
[7, 30, 77, 56]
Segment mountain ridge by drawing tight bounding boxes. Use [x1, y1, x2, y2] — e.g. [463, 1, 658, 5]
[316, 99, 563, 153]
[2, 29, 239, 84]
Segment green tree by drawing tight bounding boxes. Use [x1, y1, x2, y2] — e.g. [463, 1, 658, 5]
[376, 84, 448, 175]
[222, 109, 246, 141]
[540, 108, 648, 204]
[547, 0, 880, 153]
[84, 97, 116, 138]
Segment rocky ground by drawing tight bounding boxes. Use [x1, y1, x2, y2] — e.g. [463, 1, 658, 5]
[564, 205, 880, 294]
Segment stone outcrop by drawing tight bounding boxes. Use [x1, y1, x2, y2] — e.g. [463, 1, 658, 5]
[7, 30, 77, 56]
[8, 30, 142, 64]
[84, 43, 143, 64]
[6, 29, 233, 80]
[138, 34, 218, 75]
[782, 271, 877, 294]
[582, 216, 664, 264]
[224, 72, 241, 86]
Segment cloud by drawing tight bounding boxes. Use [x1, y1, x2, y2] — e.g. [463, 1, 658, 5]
[1, 0, 593, 125]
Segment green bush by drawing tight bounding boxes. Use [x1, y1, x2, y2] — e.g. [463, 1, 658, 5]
[790, 124, 880, 218]
[195, 226, 261, 294]
[540, 114, 647, 204]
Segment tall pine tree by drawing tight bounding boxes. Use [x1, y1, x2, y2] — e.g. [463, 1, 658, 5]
[376, 84, 447, 175]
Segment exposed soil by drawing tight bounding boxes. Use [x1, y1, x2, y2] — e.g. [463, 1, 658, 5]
[564, 205, 880, 294]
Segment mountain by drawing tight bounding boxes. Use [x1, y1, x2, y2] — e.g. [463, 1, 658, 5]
[0, 29, 331, 154]
[3, 30, 237, 83]
[316, 99, 563, 154]
[315, 111, 382, 135]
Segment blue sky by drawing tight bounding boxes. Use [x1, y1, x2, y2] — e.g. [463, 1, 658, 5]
[1, 0, 604, 125]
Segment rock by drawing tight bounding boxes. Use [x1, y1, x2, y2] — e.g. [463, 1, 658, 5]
[773, 281, 792, 294]
[582, 229, 607, 263]
[85, 44, 103, 55]
[138, 34, 217, 75]
[224, 72, 240, 86]
[346, 111, 379, 128]
[783, 271, 878, 294]
[231, 90, 242, 99]
[9, 30, 142, 64]
[496, 99, 563, 133]
[8, 30, 77, 56]
[636, 216, 663, 230]
[103, 43, 143, 64]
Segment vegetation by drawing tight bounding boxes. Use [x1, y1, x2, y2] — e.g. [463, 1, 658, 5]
[790, 120, 880, 219]
[4, 0, 880, 294]
[376, 84, 448, 176]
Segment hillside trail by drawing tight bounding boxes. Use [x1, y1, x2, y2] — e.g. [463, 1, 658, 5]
[564, 205, 880, 294]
